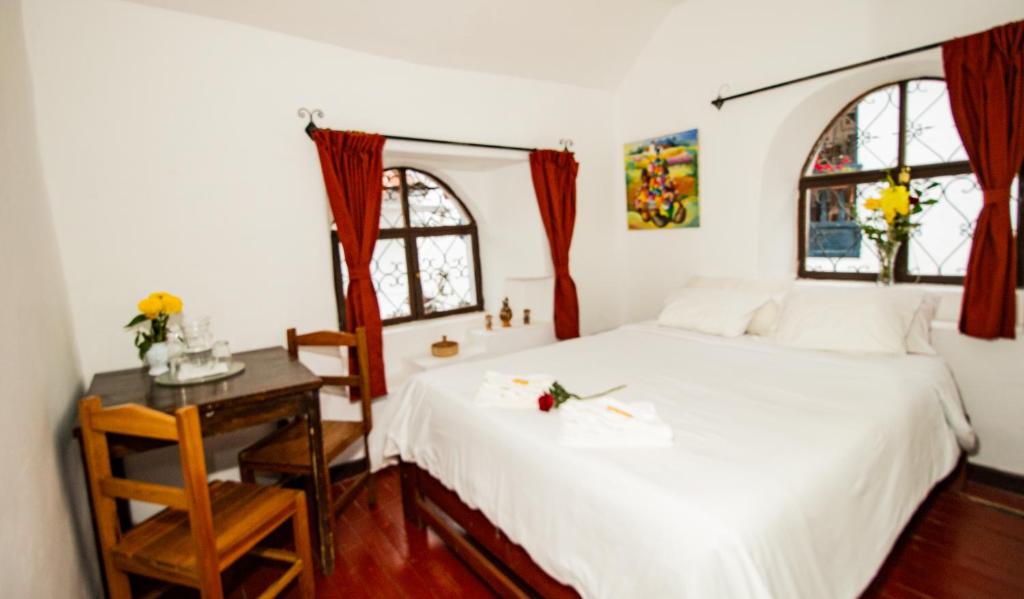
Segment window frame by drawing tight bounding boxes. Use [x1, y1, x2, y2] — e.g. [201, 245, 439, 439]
[796, 77, 1024, 286]
[330, 166, 484, 328]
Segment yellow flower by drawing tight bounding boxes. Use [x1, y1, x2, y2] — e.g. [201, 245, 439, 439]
[879, 185, 910, 224]
[137, 296, 162, 319]
[864, 198, 882, 211]
[162, 294, 183, 314]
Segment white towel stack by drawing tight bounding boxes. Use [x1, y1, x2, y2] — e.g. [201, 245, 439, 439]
[558, 397, 673, 448]
[474, 371, 555, 409]
[175, 361, 228, 382]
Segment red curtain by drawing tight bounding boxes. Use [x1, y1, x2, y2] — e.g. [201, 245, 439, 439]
[530, 150, 580, 340]
[312, 130, 388, 396]
[944, 21, 1024, 339]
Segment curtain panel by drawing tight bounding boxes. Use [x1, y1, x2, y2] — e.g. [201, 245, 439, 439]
[312, 130, 388, 396]
[943, 20, 1024, 339]
[529, 149, 581, 340]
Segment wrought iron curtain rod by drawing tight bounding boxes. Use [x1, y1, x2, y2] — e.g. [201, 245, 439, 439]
[711, 39, 944, 109]
[297, 108, 573, 152]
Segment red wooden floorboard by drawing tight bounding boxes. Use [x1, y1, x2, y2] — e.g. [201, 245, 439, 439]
[141, 466, 1024, 598]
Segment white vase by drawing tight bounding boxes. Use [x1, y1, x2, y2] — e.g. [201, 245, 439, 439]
[146, 341, 170, 376]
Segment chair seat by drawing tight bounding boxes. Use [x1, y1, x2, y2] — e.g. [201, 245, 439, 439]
[239, 419, 364, 474]
[111, 481, 299, 585]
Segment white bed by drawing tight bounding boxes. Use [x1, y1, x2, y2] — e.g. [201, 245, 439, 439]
[385, 322, 975, 599]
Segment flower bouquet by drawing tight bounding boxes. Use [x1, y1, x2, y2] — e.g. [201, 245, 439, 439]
[859, 167, 938, 285]
[125, 291, 183, 374]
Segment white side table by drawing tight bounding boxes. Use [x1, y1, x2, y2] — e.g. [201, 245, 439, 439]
[468, 322, 556, 356]
[410, 345, 487, 371]
[410, 322, 556, 372]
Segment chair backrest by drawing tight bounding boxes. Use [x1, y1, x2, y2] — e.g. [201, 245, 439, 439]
[286, 326, 372, 431]
[78, 397, 219, 582]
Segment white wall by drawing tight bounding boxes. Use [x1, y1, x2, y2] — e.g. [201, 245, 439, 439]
[0, 0, 94, 594]
[21, 0, 625, 385]
[613, 0, 1024, 473]
[19, 0, 626, 525]
[614, 0, 1024, 318]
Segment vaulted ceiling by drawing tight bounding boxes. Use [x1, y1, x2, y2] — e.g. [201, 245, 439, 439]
[123, 0, 684, 89]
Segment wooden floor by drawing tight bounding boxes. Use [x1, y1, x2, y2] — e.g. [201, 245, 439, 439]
[165, 467, 1024, 599]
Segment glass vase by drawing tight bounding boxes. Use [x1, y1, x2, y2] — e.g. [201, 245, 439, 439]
[876, 241, 901, 286]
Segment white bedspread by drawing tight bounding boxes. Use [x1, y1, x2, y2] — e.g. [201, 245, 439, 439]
[385, 323, 974, 599]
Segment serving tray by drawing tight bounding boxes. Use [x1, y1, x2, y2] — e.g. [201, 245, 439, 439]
[154, 361, 246, 387]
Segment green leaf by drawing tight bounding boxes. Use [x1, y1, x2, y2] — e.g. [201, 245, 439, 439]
[136, 335, 153, 361]
[125, 313, 149, 328]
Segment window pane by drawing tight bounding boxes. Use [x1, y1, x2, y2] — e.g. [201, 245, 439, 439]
[406, 170, 470, 227]
[905, 80, 967, 166]
[416, 234, 477, 314]
[804, 181, 886, 274]
[369, 238, 411, 320]
[380, 169, 405, 229]
[908, 175, 1019, 277]
[807, 85, 900, 175]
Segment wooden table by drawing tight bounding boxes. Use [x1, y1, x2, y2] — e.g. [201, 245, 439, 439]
[79, 347, 336, 578]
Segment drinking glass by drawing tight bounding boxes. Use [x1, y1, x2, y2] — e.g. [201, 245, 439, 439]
[212, 340, 232, 367]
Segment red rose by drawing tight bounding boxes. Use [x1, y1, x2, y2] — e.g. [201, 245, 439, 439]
[538, 393, 555, 412]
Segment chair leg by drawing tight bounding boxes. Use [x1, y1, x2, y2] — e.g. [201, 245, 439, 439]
[239, 464, 256, 484]
[103, 560, 132, 599]
[198, 575, 225, 599]
[366, 469, 378, 508]
[363, 436, 377, 508]
[291, 492, 317, 598]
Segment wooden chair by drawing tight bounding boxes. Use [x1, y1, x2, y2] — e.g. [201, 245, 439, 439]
[78, 397, 315, 599]
[237, 327, 376, 522]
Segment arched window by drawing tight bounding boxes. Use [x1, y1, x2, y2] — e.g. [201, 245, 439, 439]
[331, 167, 483, 326]
[798, 78, 1022, 284]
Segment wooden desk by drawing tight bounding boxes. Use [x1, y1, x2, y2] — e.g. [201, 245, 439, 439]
[79, 347, 336, 579]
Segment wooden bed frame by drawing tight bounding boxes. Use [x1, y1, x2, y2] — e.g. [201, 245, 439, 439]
[399, 456, 969, 599]
[399, 460, 579, 599]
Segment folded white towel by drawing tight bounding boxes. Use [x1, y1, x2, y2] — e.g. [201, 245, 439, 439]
[474, 371, 554, 409]
[175, 361, 229, 382]
[558, 397, 673, 448]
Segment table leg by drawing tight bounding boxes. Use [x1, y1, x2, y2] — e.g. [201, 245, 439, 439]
[304, 389, 335, 574]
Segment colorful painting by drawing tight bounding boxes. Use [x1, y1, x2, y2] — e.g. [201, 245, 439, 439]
[624, 129, 699, 229]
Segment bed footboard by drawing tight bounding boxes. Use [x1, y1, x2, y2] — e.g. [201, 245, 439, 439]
[399, 460, 579, 599]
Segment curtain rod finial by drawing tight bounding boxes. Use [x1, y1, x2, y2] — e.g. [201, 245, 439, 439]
[712, 84, 730, 110]
[298, 107, 324, 137]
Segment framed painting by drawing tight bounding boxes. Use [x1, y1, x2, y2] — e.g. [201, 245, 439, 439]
[624, 129, 699, 229]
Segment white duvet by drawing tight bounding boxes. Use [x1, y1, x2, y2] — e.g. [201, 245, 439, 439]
[385, 323, 974, 599]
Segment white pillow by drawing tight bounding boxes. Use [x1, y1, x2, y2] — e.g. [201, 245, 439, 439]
[774, 287, 922, 355]
[680, 276, 793, 336]
[658, 287, 771, 337]
[905, 292, 939, 355]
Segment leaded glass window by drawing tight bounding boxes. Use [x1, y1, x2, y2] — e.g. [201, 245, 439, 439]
[332, 167, 482, 326]
[799, 78, 1024, 284]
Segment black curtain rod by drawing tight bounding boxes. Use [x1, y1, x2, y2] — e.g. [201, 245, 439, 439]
[711, 39, 945, 109]
[298, 108, 548, 153]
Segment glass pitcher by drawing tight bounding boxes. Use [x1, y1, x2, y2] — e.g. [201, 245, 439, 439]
[181, 316, 214, 369]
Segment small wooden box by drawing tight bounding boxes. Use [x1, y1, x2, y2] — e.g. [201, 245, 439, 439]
[431, 336, 459, 358]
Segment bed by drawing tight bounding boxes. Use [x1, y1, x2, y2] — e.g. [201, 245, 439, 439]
[384, 322, 975, 599]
